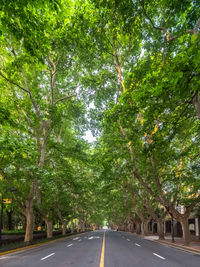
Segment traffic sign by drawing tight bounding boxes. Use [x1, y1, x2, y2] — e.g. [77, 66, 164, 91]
[3, 199, 12, 204]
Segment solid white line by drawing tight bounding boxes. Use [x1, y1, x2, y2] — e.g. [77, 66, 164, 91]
[153, 253, 165, 260]
[135, 243, 141, 247]
[127, 239, 130, 241]
[67, 243, 73, 247]
[41, 253, 55, 261]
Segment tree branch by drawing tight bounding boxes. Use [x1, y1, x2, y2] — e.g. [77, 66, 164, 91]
[0, 71, 29, 93]
[48, 55, 61, 105]
[141, 0, 199, 42]
[54, 93, 76, 105]
[187, 17, 200, 36]
[20, 70, 41, 118]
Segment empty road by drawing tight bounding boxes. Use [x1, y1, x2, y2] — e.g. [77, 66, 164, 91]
[0, 230, 200, 267]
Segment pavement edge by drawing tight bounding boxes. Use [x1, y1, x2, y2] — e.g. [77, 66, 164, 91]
[122, 231, 200, 255]
[0, 231, 89, 257]
[155, 239, 200, 255]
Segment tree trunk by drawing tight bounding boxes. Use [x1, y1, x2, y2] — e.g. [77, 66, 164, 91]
[180, 216, 190, 246]
[192, 91, 200, 119]
[62, 221, 66, 236]
[136, 221, 140, 234]
[22, 215, 26, 231]
[57, 210, 67, 236]
[45, 219, 53, 238]
[141, 220, 149, 236]
[24, 199, 35, 243]
[157, 219, 165, 240]
[81, 221, 85, 232]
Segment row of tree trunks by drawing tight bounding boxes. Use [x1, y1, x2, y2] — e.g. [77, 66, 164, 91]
[116, 216, 192, 245]
[116, 218, 165, 241]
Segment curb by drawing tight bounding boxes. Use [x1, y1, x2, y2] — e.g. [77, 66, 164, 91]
[0, 232, 88, 257]
[121, 231, 200, 255]
[155, 239, 200, 255]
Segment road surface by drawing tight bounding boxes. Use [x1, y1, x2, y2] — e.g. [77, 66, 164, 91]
[0, 230, 200, 266]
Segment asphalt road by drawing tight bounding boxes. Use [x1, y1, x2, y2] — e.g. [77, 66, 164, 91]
[0, 230, 200, 267]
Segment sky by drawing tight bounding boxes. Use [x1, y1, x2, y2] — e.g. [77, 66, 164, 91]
[83, 130, 96, 143]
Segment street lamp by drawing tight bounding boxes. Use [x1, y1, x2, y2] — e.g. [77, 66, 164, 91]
[0, 187, 17, 247]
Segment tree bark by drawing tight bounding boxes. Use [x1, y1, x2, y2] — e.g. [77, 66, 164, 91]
[180, 216, 190, 246]
[24, 199, 35, 243]
[157, 219, 165, 240]
[81, 221, 85, 232]
[62, 221, 66, 236]
[141, 220, 149, 236]
[45, 219, 53, 238]
[57, 209, 67, 236]
[192, 91, 200, 119]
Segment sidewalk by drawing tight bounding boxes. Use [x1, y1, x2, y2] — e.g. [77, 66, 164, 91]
[144, 235, 200, 254]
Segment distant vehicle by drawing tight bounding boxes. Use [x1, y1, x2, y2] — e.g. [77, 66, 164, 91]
[102, 226, 108, 230]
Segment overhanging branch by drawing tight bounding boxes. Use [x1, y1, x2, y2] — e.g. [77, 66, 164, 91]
[0, 71, 29, 94]
[54, 93, 76, 105]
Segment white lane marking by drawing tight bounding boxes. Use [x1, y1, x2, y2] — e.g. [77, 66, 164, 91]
[78, 239, 82, 242]
[88, 236, 100, 240]
[135, 243, 141, 247]
[153, 253, 165, 260]
[73, 237, 80, 240]
[0, 256, 10, 260]
[41, 253, 55, 261]
[67, 243, 73, 247]
[127, 239, 130, 241]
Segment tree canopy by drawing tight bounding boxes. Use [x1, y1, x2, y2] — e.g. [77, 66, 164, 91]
[0, 0, 199, 245]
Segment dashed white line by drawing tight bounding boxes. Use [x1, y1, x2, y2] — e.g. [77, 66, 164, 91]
[0, 256, 10, 260]
[153, 253, 165, 260]
[78, 239, 82, 242]
[67, 243, 73, 247]
[73, 237, 80, 240]
[127, 239, 130, 241]
[135, 243, 141, 247]
[41, 253, 55, 261]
